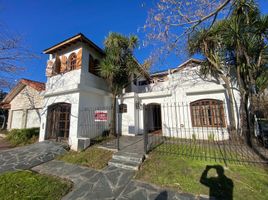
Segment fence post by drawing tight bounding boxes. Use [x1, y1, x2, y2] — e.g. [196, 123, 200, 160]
[144, 129, 148, 154]
[117, 112, 120, 151]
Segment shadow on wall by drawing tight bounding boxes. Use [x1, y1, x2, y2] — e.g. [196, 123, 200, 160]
[200, 165, 233, 200]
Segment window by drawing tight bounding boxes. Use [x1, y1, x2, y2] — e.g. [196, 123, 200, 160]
[88, 54, 99, 75]
[190, 99, 225, 127]
[138, 80, 149, 86]
[119, 104, 127, 113]
[133, 74, 137, 85]
[68, 53, 77, 70]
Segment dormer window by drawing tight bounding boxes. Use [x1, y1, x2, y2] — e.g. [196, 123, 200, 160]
[68, 53, 77, 70]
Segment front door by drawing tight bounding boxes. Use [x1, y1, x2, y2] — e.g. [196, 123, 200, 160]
[46, 103, 71, 141]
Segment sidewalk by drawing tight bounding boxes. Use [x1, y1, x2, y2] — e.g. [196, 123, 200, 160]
[0, 141, 67, 174]
[33, 160, 205, 200]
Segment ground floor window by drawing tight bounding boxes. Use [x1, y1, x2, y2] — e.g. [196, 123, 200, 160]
[190, 99, 225, 127]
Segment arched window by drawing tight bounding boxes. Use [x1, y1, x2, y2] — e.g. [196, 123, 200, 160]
[68, 53, 77, 70]
[190, 99, 225, 127]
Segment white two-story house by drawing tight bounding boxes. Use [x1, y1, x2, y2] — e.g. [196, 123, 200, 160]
[39, 33, 241, 151]
[39, 33, 112, 150]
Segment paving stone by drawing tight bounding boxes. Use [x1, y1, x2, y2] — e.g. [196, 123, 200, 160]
[117, 180, 200, 200]
[0, 141, 67, 174]
[0, 139, 207, 200]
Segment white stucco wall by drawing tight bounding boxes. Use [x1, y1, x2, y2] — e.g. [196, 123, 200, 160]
[120, 63, 241, 141]
[40, 42, 110, 151]
[39, 92, 80, 150]
[78, 91, 111, 139]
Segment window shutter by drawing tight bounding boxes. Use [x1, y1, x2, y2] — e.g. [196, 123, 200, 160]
[53, 55, 61, 74]
[60, 55, 67, 73]
[46, 60, 53, 77]
[76, 48, 82, 69]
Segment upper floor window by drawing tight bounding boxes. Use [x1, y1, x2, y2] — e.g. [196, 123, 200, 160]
[133, 74, 137, 85]
[68, 53, 77, 70]
[88, 53, 99, 76]
[138, 80, 149, 86]
[190, 99, 225, 127]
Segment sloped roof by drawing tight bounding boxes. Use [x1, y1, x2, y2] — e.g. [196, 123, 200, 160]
[43, 33, 105, 55]
[0, 79, 45, 108]
[150, 58, 202, 77]
[20, 79, 45, 91]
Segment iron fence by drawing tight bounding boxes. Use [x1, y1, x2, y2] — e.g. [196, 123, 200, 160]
[78, 106, 120, 149]
[144, 101, 268, 165]
[77, 101, 268, 164]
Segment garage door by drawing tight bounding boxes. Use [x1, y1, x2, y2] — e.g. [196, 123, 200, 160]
[11, 110, 23, 129]
[26, 109, 41, 128]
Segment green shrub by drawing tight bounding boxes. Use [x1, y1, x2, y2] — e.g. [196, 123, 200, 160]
[7, 127, 39, 146]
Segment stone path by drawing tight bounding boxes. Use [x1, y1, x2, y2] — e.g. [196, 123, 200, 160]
[0, 140, 208, 199]
[33, 160, 205, 200]
[0, 141, 67, 174]
[100, 136, 145, 154]
[33, 160, 135, 200]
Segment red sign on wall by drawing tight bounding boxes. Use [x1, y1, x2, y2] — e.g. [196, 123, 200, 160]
[94, 110, 108, 122]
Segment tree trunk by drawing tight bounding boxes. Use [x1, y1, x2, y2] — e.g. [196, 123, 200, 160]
[219, 75, 236, 133]
[240, 92, 252, 146]
[110, 94, 117, 136]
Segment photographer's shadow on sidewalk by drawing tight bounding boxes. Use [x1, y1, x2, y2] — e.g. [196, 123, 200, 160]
[200, 165, 233, 200]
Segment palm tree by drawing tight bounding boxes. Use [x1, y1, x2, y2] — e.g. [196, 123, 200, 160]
[220, 0, 268, 143]
[99, 32, 140, 136]
[188, 24, 237, 132]
[188, 0, 268, 143]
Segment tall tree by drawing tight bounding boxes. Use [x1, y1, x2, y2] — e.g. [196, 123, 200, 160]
[222, 0, 268, 143]
[188, 24, 237, 132]
[188, 0, 268, 143]
[99, 32, 140, 136]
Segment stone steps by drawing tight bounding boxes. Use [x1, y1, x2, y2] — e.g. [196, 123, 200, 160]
[108, 152, 144, 171]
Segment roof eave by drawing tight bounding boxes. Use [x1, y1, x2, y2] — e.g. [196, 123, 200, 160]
[43, 33, 105, 55]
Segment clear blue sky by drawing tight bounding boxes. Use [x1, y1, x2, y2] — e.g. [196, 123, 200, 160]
[0, 0, 267, 85]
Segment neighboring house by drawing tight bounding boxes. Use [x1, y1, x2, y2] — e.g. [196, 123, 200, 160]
[39, 33, 241, 151]
[0, 79, 45, 129]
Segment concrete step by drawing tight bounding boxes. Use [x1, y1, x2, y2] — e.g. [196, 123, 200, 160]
[112, 152, 144, 164]
[108, 158, 140, 171]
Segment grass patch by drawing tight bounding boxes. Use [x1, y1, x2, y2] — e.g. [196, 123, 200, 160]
[6, 128, 39, 146]
[0, 170, 72, 200]
[153, 139, 256, 163]
[90, 135, 115, 145]
[57, 146, 113, 170]
[136, 150, 268, 200]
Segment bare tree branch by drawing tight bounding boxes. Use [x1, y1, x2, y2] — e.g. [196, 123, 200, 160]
[0, 25, 37, 90]
[143, 0, 233, 68]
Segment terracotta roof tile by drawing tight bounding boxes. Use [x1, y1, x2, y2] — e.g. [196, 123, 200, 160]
[20, 79, 45, 91]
